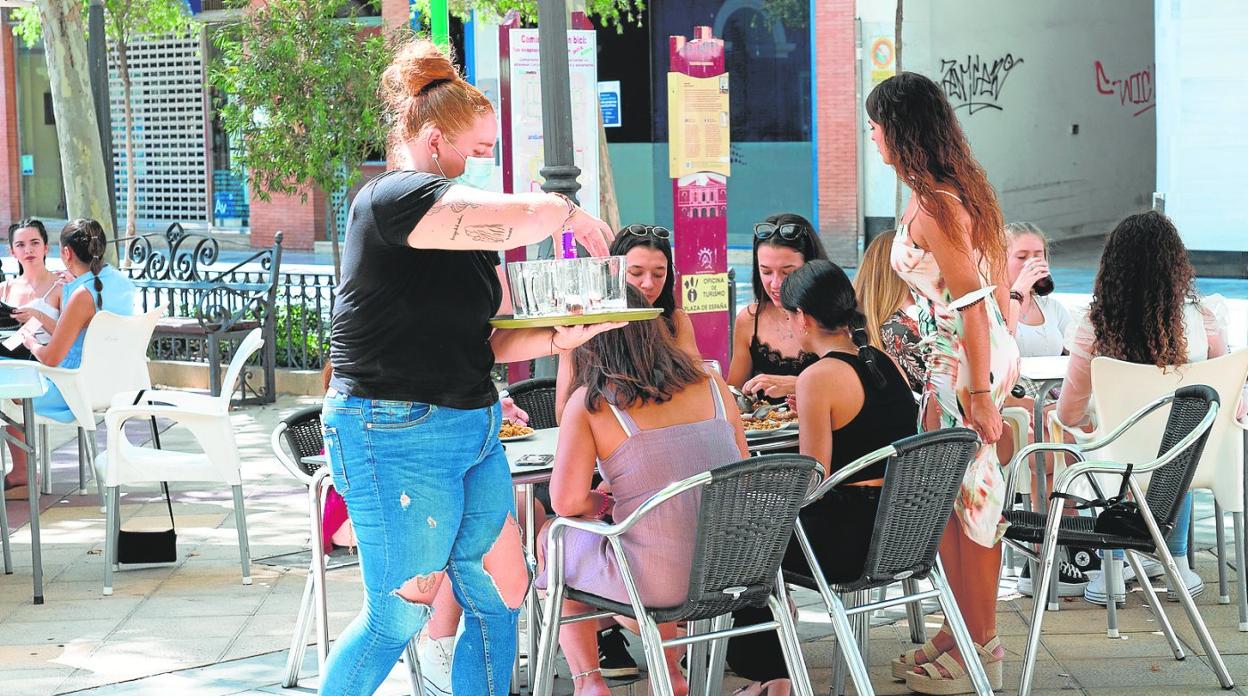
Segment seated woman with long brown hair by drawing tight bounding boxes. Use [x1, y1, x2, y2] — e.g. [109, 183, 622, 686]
[535, 286, 748, 696]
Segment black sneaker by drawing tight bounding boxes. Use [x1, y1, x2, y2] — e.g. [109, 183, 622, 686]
[1017, 560, 1089, 597]
[597, 626, 640, 679]
[1067, 545, 1100, 574]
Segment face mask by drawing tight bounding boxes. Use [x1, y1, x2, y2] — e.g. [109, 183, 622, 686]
[446, 142, 495, 190]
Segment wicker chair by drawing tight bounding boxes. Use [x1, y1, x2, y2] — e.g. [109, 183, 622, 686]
[271, 406, 326, 485]
[505, 377, 558, 429]
[778, 428, 992, 696]
[532, 454, 822, 696]
[271, 408, 423, 691]
[1003, 385, 1235, 696]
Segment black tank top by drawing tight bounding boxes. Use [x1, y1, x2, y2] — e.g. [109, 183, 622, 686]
[820, 347, 918, 484]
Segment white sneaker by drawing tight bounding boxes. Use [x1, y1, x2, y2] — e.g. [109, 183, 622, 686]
[417, 630, 454, 696]
[1164, 555, 1205, 602]
[1083, 562, 1127, 605]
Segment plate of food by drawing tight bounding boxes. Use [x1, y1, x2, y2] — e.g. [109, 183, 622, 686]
[740, 410, 800, 438]
[499, 420, 536, 442]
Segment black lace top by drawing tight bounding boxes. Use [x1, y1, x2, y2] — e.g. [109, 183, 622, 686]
[747, 304, 819, 382]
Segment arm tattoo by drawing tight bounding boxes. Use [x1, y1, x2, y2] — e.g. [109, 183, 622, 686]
[450, 215, 463, 241]
[429, 200, 481, 215]
[465, 224, 509, 243]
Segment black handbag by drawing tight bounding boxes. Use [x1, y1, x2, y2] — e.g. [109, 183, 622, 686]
[116, 390, 178, 564]
[1051, 463, 1149, 539]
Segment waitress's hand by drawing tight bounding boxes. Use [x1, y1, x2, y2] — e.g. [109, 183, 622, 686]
[967, 391, 1004, 444]
[551, 322, 626, 353]
[1011, 257, 1050, 296]
[500, 397, 528, 426]
[557, 204, 614, 257]
[742, 373, 798, 400]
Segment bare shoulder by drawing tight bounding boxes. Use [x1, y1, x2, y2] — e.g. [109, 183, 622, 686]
[734, 303, 758, 330]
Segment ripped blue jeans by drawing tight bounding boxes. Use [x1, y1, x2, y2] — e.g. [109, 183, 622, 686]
[320, 391, 523, 695]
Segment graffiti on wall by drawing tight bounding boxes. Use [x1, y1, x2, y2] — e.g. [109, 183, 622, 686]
[938, 53, 1024, 114]
[1094, 60, 1155, 117]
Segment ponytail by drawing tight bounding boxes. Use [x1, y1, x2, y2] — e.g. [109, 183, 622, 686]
[848, 311, 888, 389]
[60, 219, 109, 309]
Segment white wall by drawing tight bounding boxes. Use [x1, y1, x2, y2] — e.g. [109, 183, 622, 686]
[1155, 0, 1248, 252]
[858, 0, 1156, 242]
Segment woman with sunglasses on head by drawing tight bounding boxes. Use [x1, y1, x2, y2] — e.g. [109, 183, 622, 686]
[554, 223, 699, 421]
[727, 213, 828, 403]
[870, 72, 1018, 695]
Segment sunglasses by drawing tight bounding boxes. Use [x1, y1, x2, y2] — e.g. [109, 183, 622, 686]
[623, 224, 671, 240]
[753, 222, 806, 241]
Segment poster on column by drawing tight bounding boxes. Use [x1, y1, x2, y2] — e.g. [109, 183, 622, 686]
[507, 28, 600, 217]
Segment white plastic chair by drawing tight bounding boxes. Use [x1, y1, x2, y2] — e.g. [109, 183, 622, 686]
[1049, 349, 1248, 632]
[97, 328, 265, 596]
[0, 306, 165, 498]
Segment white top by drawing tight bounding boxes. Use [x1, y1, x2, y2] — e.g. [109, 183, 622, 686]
[1014, 295, 1072, 358]
[2, 279, 60, 345]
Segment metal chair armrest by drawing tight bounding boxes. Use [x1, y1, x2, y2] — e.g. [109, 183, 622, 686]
[1068, 395, 1178, 454]
[549, 471, 714, 541]
[1002, 439, 1088, 503]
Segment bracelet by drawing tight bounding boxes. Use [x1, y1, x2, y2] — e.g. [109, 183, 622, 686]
[1009, 290, 1024, 303]
[955, 296, 985, 312]
[550, 329, 567, 354]
[968, 387, 992, 395]
[589, 491, 612, 520]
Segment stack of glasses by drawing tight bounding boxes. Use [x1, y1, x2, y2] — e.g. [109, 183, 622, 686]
[506, 257, 628, 319]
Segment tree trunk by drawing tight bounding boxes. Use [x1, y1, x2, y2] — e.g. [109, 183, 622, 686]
[893, 0, 904, 224]
[597, 111, 620, 232]
[119, 38, 138, 241]
[36, 0, 116, 264]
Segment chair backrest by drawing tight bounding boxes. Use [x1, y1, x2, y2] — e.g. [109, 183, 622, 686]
[57, 305, 166, 426]
[846, 428, 979, 589]
[220, 328, 265, 407]
[506, 377, 558, 430]
[271, 405, 325, 485]
[677, 454, 820, 620]
[1139, 385, 1220, 528]
[1089, 349, 1248, 512]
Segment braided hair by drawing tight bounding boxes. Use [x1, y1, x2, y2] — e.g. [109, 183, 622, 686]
[7, 218, 48, 277]
[780, 259, 887, 389]
[60, 219, 108, 310]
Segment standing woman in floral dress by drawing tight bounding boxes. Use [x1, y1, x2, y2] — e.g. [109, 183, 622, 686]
[869, 72, 1020, 695]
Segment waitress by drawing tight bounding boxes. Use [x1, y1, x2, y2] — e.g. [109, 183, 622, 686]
[321, 38, 619, 696]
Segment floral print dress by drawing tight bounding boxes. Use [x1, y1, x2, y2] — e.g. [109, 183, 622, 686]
[890, 215, 1020, 547]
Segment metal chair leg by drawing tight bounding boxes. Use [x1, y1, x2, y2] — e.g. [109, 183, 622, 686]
[1019, 503, 1065, 696]
[1124, 551, 1184, 660]
[637, 613, 675, 696]
[1233, 512, 1247, 632]
[686, 619, 710, 696]
[231, 485, 252, 585]
[1104, 555, 1121, 638]
[77, 428, 88, 495]
[403, 636, 424, 695]
[282, 571, 316, 687]
[903, 578, 927, 644]
[703, 612, 733, 696]
[103, 486, 119, 596]
[0, 475, 12, 574]
[38, 424, 50, 495]
[1131, 480, 1235, 689]
[771, 585, 815, 696]
[1215, 500, 1230, 604]
[531, 574, 564, 696]
[832, 589, 867, 696]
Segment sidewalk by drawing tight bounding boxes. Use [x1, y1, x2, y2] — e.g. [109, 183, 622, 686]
[1, 395, 1245, 695]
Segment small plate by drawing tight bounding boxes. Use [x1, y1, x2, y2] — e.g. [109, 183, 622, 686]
[490, 307, 663, 330]
[500, 431, 536, 442]
[744, 422, 799, 438]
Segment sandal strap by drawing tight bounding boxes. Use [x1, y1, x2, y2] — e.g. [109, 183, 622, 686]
[976, 635, 1003, 657]
[899, 640, 943, 665]
[912, 652, 967, 680]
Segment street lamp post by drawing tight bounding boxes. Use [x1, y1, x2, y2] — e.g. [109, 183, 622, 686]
[536, 0, 581, 206]
[533, 0, 579, 378]
[87, 0, 117, 233]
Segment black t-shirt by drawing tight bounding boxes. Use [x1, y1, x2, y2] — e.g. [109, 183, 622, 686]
[329, 170, 502, 408]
